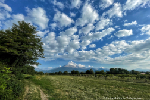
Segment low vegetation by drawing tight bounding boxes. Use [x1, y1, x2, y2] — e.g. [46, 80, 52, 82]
[25, 74, 150, 100]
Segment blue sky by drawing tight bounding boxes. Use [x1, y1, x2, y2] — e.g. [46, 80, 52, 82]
[1, 0, 150, 71]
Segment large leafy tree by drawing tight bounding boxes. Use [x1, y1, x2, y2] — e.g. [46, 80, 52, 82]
[0, 20, 45, 69]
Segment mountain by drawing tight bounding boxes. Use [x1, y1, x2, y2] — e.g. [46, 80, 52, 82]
[46, 66, 109, 73]
[35, 61, 110, 73]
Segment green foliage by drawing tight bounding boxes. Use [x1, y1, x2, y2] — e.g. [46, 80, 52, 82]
[95, 70, 105, 74]
[145, 71, 150, 74]
[0, 63, 24, 100]
[71, 70, 79, 74]
[0, 66, 13, 100]
[63, 71, 68, 74]
[0, 20, 45, 69]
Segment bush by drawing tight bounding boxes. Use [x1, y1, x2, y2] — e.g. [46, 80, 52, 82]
[7, 77, 24, 99]
[0, 62, 25, 100]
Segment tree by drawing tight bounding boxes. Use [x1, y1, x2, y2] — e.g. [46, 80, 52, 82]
[71, 70, 75, 74]
[63, 71, 68, 74]
[99, 70, 105, 74]
[58, 71, 62, 74]
[146, 71, 150, 74]
[0, 21, 45, 71]
[86, 70, 90, 74]
[90, 68, 94, 74]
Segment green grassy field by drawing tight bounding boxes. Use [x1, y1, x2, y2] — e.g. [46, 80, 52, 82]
[24, 74, 150, 100]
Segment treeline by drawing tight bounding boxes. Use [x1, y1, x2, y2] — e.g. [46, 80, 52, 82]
[0, 21, 45, 100]
[35, 68, 150, 75]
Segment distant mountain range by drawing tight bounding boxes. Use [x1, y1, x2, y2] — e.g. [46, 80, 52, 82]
[35, 61, 150, 73]
[35, 61, 110, 73]
[35, 66, 109, 73]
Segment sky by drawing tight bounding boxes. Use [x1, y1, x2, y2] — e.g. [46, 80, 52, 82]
[1, 0, 150, 71]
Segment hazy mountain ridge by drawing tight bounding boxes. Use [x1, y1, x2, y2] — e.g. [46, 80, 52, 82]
[35, 61, 150, 73]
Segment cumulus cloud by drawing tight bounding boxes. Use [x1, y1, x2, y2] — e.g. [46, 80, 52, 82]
[81, 27, 115, 42]
[140, 25, 150, 35]
[0, 2, 11, 21]
[2, 14, 24, 30]
[95, 18, 112, 31]
[65, 61, 85, 68]
[53, 0, 64, 10]
[114, 29, 133, 37]
[25, 7, 49, 30]
[70, 0, 82, 9]
[60, 27, 77, 36]
[75, 3, 99, 27]
[89, 44, 96, 48]
[123, 0, 150, 11]
[0, 2, 12, 11]
[88, 65, 93, 67]
[124, 21, 137, 26]
[79, 23, 95, 35]
[53, 10, 74, 28]
[81, 40, 91, 50]
[50, 23, 57, 30]
[65, 39, 80, 54]
[99, 0, 114, 9]
[102, 3, 123, 18]
[36, 30, 49, 37]
[70, 12, 76, 17]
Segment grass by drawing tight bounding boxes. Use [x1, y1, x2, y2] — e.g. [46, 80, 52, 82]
[24, 74, 150, 100]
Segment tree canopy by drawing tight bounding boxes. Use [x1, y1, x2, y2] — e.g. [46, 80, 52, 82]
[0, 20, 45, 69]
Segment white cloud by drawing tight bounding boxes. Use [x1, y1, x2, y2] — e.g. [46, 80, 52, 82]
[89, 44, 96, 48]
[78, 64, 85, 68]
[88, 65, 93, 67]
[114, 29, 133, 37]
[124, 21, 137, 26]
[79, 23, 95, 35]
[140, 25, 150, 35]
[65, 39, 80, 54]
[81, 40, 91, 50]
[2, 14, 24, 30]
[95, 18, 112, 31]
[0, 10, 11, 20]
[50, 23, 57, 30]
[60, 27, 77, 36]
[75, 3, 99, 27]
[53, 0, 64, 10]
[70, 12, 76, 17]
[81, 27, 115, 42]
[102, 3, 123, 18]
[99, 0, 114, 9]
[30, 64, 38, 68]
[123, 0, 150, 11]
[70, 0, 82, 9]
[53, 10, 74, 28]
[115, 26, 120, 29]
[25, 7, 49, 30]
[36, 30, 49, 37]
[57, 35, 71, 52]
[0, 2, 12, 11]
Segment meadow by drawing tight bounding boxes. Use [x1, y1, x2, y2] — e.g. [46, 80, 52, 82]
[23, 74, 150, 100]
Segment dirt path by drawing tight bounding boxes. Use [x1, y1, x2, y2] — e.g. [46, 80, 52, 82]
[23, 80, 49, 100]
[38, 87, 48, 100]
